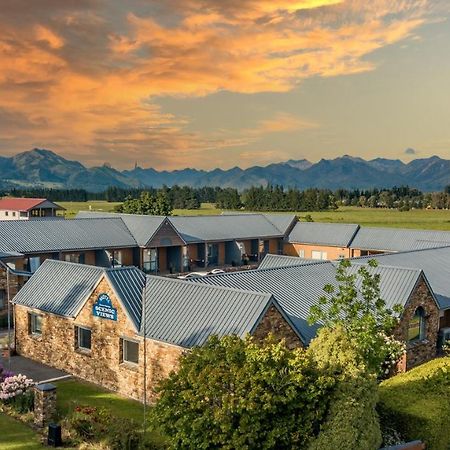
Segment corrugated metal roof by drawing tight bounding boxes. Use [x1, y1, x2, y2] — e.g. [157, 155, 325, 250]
[76, 211, 167, 247]
[140, 275, 275, 347]
[106, 267, 146, 330]
[0, 218, 137, 253]
[169, 214, 285, 242]
[12, 260, 147, 325]
[352, 246, 450, 310]
[260, 214, 297, 234]
[288, 222, 360, 247]
[193, 260, 423, 344]
[259, 254, 320, 269]
[0, 251, 23, 259]
[12, 259, 104, 317]
[76, 211, 285, 244]
[344, 263, 423, 312]
[350, 227, 450, 252]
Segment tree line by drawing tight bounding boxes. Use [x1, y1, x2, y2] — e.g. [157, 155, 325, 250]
[1, 184, 450, 212]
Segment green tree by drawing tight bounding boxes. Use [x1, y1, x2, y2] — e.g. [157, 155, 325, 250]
[117, 191, 173, 215]
[154, 335, 334, 450]
[308, 259, 404, 377]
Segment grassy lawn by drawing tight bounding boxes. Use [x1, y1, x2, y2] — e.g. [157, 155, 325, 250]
[58, 201, 121, 219]
[0, 413, 43, 449]
[55, 379, 166, 444]
[61, 200, 450, 230]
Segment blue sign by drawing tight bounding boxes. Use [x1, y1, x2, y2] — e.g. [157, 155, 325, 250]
[93, 293, 117, 321]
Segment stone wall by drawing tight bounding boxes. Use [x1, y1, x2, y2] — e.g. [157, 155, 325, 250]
[0, 266, 19, 322]
[15, 276, 183, 402]
[252, 305, 303, 349]
[394, 276, 440, 370]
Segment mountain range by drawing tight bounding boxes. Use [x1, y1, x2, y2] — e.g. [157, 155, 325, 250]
[0, 148, 449, 192]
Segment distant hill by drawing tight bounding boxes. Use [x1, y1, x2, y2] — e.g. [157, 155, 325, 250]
[0, 148, 449, 192]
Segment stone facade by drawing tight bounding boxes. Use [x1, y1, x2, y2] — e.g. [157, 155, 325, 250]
[15, 276, 183, 402]
[15, 276, 302, 402]
[0, 266, 20, 325]
[34, 383, 57, 427]
[252, 305, 303, 349]
[394, 276, 440, 370]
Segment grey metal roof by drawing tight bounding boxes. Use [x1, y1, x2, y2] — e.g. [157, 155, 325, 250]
[0, 218, 137, 253]
[169, 214, 285, 242]
[193, 260, 424, 344]
[350, 227, 450, 252]
[261, 214, 297, 235]
[351, 246, 450, 310]
[105, 266, 146, 330]
[76, 211, 168, 247]
[288, 222, 360, 247]
[12, 259, 104, 317]
[344, 263, 423, 312]
[259, 254, 320, 269]
[12, 260, 147, 327]
[140, 275, 275, 347]
[0, 251, 23, 259]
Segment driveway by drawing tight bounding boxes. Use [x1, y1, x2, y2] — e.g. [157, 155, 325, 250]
[0, 354, 70, 383]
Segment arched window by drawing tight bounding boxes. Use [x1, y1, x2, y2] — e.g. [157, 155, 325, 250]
[408, 307, 426, 342]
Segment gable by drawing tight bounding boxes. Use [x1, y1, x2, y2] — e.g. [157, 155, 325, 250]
[146, 219, 185, 247]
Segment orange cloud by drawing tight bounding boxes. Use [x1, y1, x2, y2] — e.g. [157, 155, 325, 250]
[0, 0, 434, 169]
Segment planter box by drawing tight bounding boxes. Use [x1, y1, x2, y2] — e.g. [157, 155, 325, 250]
[1, 348, 15, 358]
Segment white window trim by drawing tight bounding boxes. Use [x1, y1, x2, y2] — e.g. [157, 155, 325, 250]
[122, 338, 139, 365]
[29, 313, 42, 335]
[76, 326, 92, 351]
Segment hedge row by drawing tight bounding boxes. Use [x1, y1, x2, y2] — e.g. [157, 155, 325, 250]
[378, 357, 450, 450]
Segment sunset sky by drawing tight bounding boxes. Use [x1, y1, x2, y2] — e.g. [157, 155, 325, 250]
[1, 0, 449, 170]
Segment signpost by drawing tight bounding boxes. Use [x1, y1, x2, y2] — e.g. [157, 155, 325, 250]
[92, 293, 117, 321]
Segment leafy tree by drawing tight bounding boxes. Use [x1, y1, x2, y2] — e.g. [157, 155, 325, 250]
[309, 259, 404, 377]
[118, 191, 173, 215]
[307, 326, 382, 450]
[154, 335, 334, 450]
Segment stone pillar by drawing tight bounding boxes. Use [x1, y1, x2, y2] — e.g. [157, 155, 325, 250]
[34, 383, 57, 427]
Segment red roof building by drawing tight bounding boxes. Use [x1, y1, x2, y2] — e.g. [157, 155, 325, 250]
[0, 198, 65, 220]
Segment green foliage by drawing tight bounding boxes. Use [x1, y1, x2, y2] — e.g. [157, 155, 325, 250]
[154, 335, 334, 450]
[66, 405, 166, 449]
[308, 259, 404, 377]
[307, 326, 382, 450]
[118, 191, 172, 215]
[378, 357, 450, 450]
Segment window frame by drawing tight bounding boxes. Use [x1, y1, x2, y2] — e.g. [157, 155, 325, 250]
[76, 326, 92, 351]
[408, 307, 426, 343]
[122, 338, 139, 365]
[29, 312, 43, 335]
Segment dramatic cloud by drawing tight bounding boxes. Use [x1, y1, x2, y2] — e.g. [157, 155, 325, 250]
[0, 0, 436, 168]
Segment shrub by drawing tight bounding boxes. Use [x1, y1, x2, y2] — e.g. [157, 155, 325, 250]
[307, 327, 382, 450]
[378, 357, 450, 450]
[0, 373, 35, 414]
[155, 335, 335, 450]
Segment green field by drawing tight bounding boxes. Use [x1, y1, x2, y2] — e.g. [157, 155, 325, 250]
[60, 201, 450, 230]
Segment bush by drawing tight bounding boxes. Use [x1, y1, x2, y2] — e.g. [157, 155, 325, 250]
[378, 357, 450, 450]
[154, 335, 335, 450]
[66, 405, 165, 449]
[307, 327, 382, 450]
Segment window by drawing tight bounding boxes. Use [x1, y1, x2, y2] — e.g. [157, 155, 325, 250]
[0, 290, 5, 310]
[408, 307, 426, 342]
[122, 339, 139, 364]
[5, 211, 8, 217]
[76, 326, 92, 351]
[12, 212, 16, 217]
[311, 250, 328, 260]
[29, 313, 42, 335]
[20, 211, 27, 218]
[297, 249, 305, 258]
[143, 248, 158, 273]
[64, 253, 84, 264]
[27, 256, 41, 273]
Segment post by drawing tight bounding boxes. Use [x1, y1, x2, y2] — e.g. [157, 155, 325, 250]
[204, 243, 209, 268]
[34, 383, 57, 428]
[6, 266, 11, 371]
[142, 278, 147, 438]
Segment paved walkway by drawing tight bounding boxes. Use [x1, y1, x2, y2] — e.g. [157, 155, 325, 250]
[0, 354, 70, 383]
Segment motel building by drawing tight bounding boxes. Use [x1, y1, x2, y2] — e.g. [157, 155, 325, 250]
[12, 259, 302, 401]
[0, 197, 65, 220]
